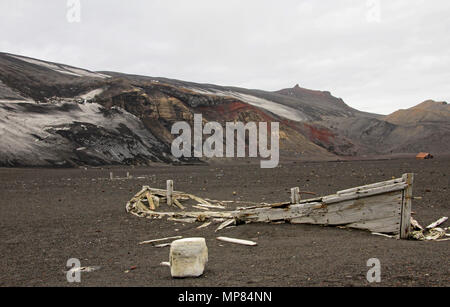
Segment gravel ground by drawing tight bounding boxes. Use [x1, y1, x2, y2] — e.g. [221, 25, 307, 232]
[0, 157, 448, 287]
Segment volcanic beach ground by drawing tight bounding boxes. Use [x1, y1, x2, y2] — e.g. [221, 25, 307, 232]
[0, 157, 449, 287]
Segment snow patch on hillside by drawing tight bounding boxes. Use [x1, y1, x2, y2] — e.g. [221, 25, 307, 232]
[79, 88, 104, 100]
[0, 101, 162, 166]
[188, 87, 308, 122]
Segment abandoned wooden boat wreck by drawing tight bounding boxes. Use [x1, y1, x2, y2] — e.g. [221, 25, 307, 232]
[126, 174, 416, 239]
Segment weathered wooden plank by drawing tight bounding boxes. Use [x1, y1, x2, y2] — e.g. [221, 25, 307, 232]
[290, 192, 402, 229]
[323, 182, 407, 204]
[234, 202, 325, 222]
[291, 187, 300, 204]
[149, 211, 234, 219]
[139, 236, 183, 245]
[217, 237, 257, 246]
[400, 173, 414, 239]
[146, 192, 156, 210]
[426, 217, 448, 229]
[237, 192, 403, 234]
[173, 198, 186, 210]
[194, 203, 226, 210]
[346, 216, 401, 233]
[167, 180, 174, 207]
[215, 218, 236, 231]
[337, 177, 405, 195]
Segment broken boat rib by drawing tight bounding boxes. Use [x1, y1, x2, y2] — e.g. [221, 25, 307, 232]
[126, 174, 417, 239]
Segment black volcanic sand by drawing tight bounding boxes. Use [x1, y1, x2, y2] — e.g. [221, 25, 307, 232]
[0, 158, 449, 287]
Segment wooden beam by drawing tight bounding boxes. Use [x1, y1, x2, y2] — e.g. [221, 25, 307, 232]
[167, 180, 174, 207]
[400, 173, 414, 239]
[291, 187, 300, 204]
[337, 177, 405, 195]
[323, 182, 407, 204]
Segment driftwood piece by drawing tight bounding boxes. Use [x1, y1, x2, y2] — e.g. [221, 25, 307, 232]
[400, 173, 413, 239]
[291, 187, 300, 204]
[139, 236, 183, 245]
[426, 217, 448, 229]
[197, 222, 212, 229]
[217, 237, 257, 246]
[167, 180, 174, 207]
[172, 198, 186, 210]
[195, 203, 226, 210]
[410, 217, 424, 230]
[168, 217, 197, 223]
[146, 192, 156, 210]
[215, 219, 236, 232]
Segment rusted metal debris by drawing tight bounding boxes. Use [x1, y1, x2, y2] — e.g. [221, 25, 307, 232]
[125, 175, 448, 240]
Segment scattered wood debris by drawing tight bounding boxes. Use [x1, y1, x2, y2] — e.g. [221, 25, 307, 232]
[126, 174, 448, 241]
[410, 217, 449, 241]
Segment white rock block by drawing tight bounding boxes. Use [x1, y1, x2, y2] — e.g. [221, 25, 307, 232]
[170, 238, 208, 278]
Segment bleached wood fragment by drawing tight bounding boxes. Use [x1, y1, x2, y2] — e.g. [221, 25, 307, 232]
[168, 217, 197, 223]
[291, 187, 300, 204]
[337, 177, 405, 195]
[173, 198, 186, 210]
[154, 243, 172, 248]
[410, 217, 424, 230]
[149, 211, 233, 219]
[371, 232, 395, 238]
[193, 205, 210, 211]
[216, 237, 257, 246]
[215, 218, 236, 232]
[400, 173, 413, 239]
[146, 192, 156, 210]
[195, 203, 226, 210]
[139, 236, 183, 245]
[323, 182, 407, 204]
[197, 222, 212, 229]
[167, 180, 174, 207]
[426, 217, 448, 229]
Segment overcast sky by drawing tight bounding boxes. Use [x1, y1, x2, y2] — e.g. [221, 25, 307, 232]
[1, 0, 449, 114]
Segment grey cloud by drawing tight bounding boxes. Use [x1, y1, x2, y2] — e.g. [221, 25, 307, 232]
[0, 0, 449, 114]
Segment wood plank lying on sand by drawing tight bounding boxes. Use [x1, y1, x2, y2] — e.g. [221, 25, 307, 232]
[216, 237, 257, 246]
[426, 217, 448, 229]
[139, 236, 183, 245]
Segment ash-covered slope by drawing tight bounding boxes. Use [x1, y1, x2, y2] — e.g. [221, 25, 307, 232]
[0, 53, 177, 166]
[0, 52, 448, 167]
[0, 52, 340, 166]
[385, 100, 450, 125]
[317, 100, 450, 155]
[0, 102, 175, 167]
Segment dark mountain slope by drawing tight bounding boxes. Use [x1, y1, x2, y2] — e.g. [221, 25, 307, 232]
[0, 52, 448, 167]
